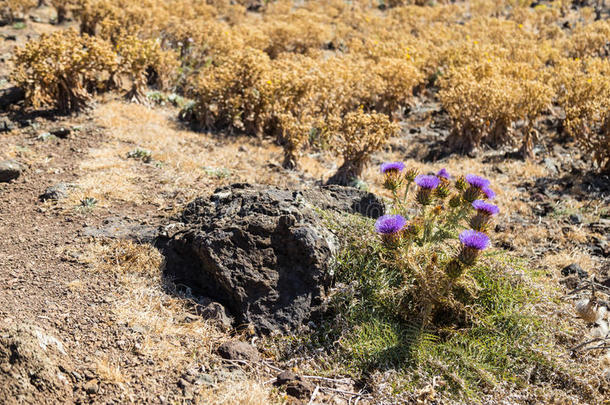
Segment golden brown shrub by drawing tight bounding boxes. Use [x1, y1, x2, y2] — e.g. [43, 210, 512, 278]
[187, 47, 272, 135]
[554, 58, 610, 171]
[0, 0, 36, 23]
[326, 110, 400, 185]
[115, 35, 179, 103]
[11, 30, 118, 113]
[439, 60, 553, 156]
[567, 20, 610, 58]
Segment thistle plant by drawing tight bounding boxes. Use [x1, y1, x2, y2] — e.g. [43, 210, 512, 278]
[372, 163, 498, 325]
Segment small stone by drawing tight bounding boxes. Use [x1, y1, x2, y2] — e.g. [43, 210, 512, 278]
[195, 374, 215, 387]
[494, 224, 506, 233]
[0, 160, 22, 182]
[199, 302, 233, 330]
[569, 213, 582, 225]
[275, 371, 298, 385]
[561, 263, 588, 279]
[40, 183, 73, 202]
[177, 378, 189, 389]
[50, 127, 71, 138]
[84, 379, 99, 394]
[0, 117, 15, 132]
[543, 157, 559, 176]
[217, 341, 260, 362]
[274, 371, 314, 399]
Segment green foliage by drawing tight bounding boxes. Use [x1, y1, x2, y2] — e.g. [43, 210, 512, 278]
[300, 221, 581, 400]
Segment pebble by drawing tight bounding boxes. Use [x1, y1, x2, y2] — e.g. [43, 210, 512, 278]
[569, 213, 583, 225]
[561, 263, 588, 279]
[0, 160, 22, 182]
[84, 379, 99, 394]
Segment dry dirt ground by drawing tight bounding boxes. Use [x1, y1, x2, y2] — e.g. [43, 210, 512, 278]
[1, 8, 609, 405]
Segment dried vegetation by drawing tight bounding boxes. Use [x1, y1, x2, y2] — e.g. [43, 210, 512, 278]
[12, 0, 609, 173]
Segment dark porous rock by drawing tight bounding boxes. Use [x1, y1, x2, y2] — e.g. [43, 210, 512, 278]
[560, 263, 588, 279]
[302, 185, 384, 219]
[274, 371, 314, 399]
[217, 341, 259, 362]
[161, 183, 383, 334]
[40, 182, 74, 202]
[0, 160, 23, 182]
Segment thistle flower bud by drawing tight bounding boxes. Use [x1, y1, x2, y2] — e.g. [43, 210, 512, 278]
[403, 219, 422, 239]
[380, 162, 405, 191]
[455, 176, 467, 191]
[449, 194, 462, 208]
[435, 180, 450, 199]
[463, 186, 482, 203]
[416, 188, 433, 206]
[404, 168, 418, 183]
[463, 174, 492, 202]
[457, 230, 490, 266]
[469, 200, 499, 231]
[446, 259, 464, 279]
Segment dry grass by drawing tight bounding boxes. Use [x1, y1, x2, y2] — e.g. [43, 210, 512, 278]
[61, 100, 331, 212]
[95, 356, 126, 385]
[77, 239, 279, 401]
[197, 379, 281, 405]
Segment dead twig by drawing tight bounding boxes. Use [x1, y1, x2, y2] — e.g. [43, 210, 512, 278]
[308, 385, 320, 405]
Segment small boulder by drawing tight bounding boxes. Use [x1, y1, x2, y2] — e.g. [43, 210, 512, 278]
[561, 263, 588, 279]
[199, 302, 233, 331]
[49, 127, 71, 139]
[274, 371, 314, 399]
[217, 341, 259, 362]
[0, 87, 24, 109]
[569, 213, 583, 225]
[40, 183, 73, 202]
[0, 160, 22, 182]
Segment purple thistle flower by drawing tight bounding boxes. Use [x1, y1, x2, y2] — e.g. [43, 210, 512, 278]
[436, 168, 450, 179]
[481, 187, 496, 200]
[414, 174, 440, 190]
[375, 215, 407, 234]
[380, 162, 405, 173]
[465, 174, 491, 189]
[459, 230, 490, 251]
[472, 200, 499, 216]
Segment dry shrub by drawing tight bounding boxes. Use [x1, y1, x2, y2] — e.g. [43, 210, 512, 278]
[0, 0, 36, 23]
[187, 47, 271, 135]
[439, 60, 553, 157]
[50, 0, 80, 24]
[554, 58, 610, 171]
[567, 20, 610, 58]
[115, 35, 178, 103]
[11, 29, 117, 113]
[261, 8, 332, 58]
[326, 110, 400, 185]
